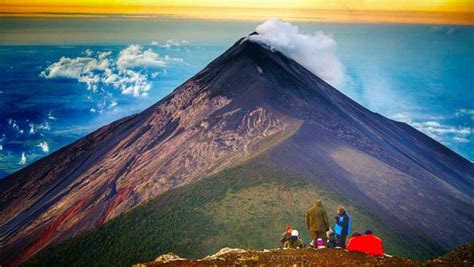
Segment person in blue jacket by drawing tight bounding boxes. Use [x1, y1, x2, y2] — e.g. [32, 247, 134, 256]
[334, 206, 351, 248]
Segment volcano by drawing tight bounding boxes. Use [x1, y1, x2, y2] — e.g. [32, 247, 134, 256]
[1, 34, 473, 266]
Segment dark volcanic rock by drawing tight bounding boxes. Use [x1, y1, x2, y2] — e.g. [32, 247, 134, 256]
[436, 242, 474, 263]
[1, 35, 473, 265]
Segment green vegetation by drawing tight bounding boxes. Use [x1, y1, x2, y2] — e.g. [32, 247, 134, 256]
[27, 154, 427, 267]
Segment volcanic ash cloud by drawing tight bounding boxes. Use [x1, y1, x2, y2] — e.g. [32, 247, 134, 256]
[249, 19, 346, 88]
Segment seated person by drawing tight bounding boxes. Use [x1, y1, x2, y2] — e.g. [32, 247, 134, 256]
[284, 230, 305, 249]
[346, 231, 363, 251]
[347, 229, 384, 256]
[280, 225, 293, 246]
[326, 231, 338, 248]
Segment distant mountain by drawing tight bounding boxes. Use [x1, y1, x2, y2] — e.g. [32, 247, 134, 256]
[1, 34, 473, 266]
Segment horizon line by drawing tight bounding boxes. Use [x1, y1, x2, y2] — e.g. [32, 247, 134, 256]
[1, 6, 473, 26]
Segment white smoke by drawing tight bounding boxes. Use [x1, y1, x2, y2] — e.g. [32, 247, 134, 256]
[249, 19, 346, 88]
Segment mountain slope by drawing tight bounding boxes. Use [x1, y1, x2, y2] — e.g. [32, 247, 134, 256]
[1, 34, 473, 265]
[25, 149, 437, 267]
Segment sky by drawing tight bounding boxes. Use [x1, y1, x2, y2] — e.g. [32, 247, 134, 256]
[1, 0, 473, 25]
[4, 0, 473, 11]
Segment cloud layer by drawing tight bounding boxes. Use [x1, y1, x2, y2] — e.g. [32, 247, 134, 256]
[249, 19, 346, 88]
[40, 45, 187, 114]
[40, 45, 175, 98]
[391, 112, 472, 144]
[151, 39, 190, 48]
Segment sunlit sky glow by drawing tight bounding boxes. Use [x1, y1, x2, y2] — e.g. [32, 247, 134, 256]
[2, 0, 473, 24]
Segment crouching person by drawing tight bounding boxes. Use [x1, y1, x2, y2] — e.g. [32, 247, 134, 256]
[284, 230, 305, 249]
[326, 230, 337, 248]
[279, 225, 293, 247]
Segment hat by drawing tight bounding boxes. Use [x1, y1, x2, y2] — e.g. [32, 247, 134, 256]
[291, 230, 299, 237]
[364, 229, 373, 235]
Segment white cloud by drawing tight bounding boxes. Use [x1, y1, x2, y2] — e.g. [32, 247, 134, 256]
[102, 68, 151, 97]
[8, 119, 25, 134]
[249, 19, 346, 88]
[117, 45, 166, 70]
[37, 141, 49, 153]
[455, 109, 474, 120]
[40, 55, 110, 78]
[457, 109, 474, 115]
[47, 111, 57, 120]
[19, 152, 27, 165]
[412, 122, 470, 136]
[84, 48, 94, 57]
[422, 121, 441, 127]
[8, 119, 20, 132]
[151, 39, 189, 48]
[109, 101, 118, 108]
[40, 45, 180, 110]
[391, 112, 472, 144]
[40, 55, 109, 91]
[28, 122, 51, 135]
[29, 123, 35, 134]
[453, 136, 469, 143]
[40, 45, 185, 103]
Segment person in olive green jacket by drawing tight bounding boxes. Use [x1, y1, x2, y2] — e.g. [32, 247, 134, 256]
[306, 199, 330, 247]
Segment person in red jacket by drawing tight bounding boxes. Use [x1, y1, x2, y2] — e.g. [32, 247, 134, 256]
[346, 229, 384, 256]
[346, 231, 363, 251]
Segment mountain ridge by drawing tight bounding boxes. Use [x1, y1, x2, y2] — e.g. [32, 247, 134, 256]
[131, 244, 474, 267]
[1, 34, 473, 265]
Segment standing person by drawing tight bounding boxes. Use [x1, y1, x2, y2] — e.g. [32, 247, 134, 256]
[334, 206, 351, 248]
[306, 199, 330, 247]
[279, 225, 293, 246]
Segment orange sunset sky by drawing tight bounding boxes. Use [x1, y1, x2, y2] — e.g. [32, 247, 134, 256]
[1, 0, 473, 24]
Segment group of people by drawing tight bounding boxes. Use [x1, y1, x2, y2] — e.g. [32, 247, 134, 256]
[279, 200, 384, 256]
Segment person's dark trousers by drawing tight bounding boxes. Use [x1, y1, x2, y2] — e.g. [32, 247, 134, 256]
[336, 234, 347, 248]
[311, 231, 328, 246]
